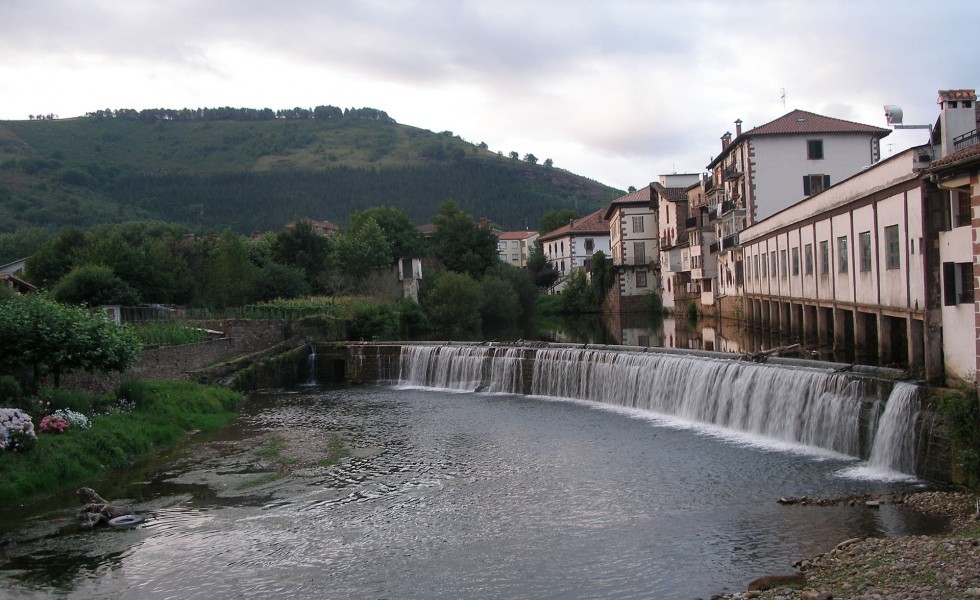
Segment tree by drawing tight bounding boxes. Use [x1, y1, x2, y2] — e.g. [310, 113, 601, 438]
[486, 262, 537, 323]
[53, 264, 140, 306]
[201, 231, 259, 308]
[538, 209, 579, 235]
[328, 217, 394, 289]
[0, 294, 140, 388]
[349, 206, 424, 260]
[509, 151, 519, 161]
[544, 158, 553, 168]
[527, 240, 558, 288]
[23, 228, 86, 288]
[479, 275, 520, 329]
[523, 153, 538, 165]
[252, 262, 310, 301]
[273, 219, 331, 284]
[422, 271, 482, 337]
[430, 200, 499, 278]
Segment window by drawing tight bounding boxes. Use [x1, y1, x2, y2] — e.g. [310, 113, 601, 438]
[511, 240, 519, 248]
[803, 174, 831, 196]
[807, 139, 824, 159]
[761, 253, 767, 277]
[635, 270, 648, 288]
[804, 244, 813, 275]
[859, 231, 872, 272]
[633, 242, 646, 264]
[955, 191, 971, 227]
[838, 236, 848, 273]
[780, 249, 787, 277]
[770, 251, 777, 276]
[820, 241, 829, 274]
[755, 255, 761, 280]
[632, 216, 645, 233]
[511, 253, 519, 261]
[885, 225, 900, 269]
[499, 254, 507, 261]
[584, 238, 594, 253]
[943, 262, 975, 305]
[791, 248, 800, 276]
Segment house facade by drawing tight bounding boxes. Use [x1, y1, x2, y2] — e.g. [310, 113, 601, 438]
[705, 110, 891, 314]
[496, 230, 539, 268]
[604, 184, 662, 311]
[928, 89, 980, 383]
[738, 88, 979, 385]
[539, 209, 610, 293]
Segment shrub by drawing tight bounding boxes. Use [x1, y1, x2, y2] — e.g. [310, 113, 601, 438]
[52, 408, 91, 429]
[0, 375, 22, 404]
[0, 408, 36, 451]
[39, 414, 70, 433]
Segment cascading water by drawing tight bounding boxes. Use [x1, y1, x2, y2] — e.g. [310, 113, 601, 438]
[304, 346, 317, 386]
[397, 344, 921, 476]
[866, 382, 921, 474]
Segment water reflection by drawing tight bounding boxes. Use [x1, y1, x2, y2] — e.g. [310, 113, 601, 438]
[542, 313, 869, 365]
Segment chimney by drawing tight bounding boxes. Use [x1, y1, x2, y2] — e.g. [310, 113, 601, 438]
[735, 119, 742, 137]
[721, 131, 732, 150]
[937, 89, 977, 158]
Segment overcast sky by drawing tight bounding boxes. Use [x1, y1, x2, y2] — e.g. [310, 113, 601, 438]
[0, 0, 976, 191]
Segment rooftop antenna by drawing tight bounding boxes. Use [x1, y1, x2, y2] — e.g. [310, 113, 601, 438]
[780, 88, 786, 110]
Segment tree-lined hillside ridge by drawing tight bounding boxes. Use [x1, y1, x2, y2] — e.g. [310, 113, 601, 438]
[0, 105, 622, 237]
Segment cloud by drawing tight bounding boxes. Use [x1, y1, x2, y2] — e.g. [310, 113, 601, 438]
[0, 0, 976, 190]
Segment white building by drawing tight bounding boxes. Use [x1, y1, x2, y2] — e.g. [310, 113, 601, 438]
[738, 88, 980, 384]
[539, 209, 610, 293]
[496, 230, 539, 268]
[705, 110, 891, 314]
[605, 185, 662, 310]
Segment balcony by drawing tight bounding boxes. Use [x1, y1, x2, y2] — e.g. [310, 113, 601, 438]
[722, 233, 738, 249]
[685, 216, 698, 229]
[954, 129, 979, 151]
[723, 163, 743, 180]
[709, 241, 720, 254]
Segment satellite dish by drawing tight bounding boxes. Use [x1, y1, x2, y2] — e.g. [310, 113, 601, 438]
[883, 105, 904, 125]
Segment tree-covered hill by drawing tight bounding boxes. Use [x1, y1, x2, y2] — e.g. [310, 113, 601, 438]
[0, 107, 622, 235]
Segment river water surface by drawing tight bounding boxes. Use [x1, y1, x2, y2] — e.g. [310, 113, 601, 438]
[0, 384, 943, 600]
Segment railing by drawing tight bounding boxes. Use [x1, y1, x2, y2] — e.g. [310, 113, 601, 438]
[954, 129, 979, 151]
[723, 163, 743, 180]
[709, 241, 720, 254]
[722, 233, 738, 248]
[685, 216, 698, 229]
[721, 200, 734, 214]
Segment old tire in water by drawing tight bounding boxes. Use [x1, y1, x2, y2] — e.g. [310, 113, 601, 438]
[108, 514, 145, 528]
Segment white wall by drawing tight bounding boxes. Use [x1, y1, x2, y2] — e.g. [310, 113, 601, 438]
[750, 134, 880, 222]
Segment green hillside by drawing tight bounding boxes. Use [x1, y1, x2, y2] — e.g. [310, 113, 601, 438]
[0, 109, 622, 235]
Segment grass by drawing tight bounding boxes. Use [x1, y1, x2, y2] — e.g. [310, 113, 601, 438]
[131, 322, 209, 346]
[0, 380, 241, 505]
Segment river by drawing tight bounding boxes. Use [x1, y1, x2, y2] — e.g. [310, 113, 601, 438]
[0, 382, 943, 600]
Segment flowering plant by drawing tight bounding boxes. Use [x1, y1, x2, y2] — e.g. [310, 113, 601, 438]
[0, 408, 37, 451]
[51, 408, 91, 430]
[40, 414, 70, 433]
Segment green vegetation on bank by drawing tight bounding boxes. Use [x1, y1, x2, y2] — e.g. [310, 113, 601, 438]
[0, 380, 241, 505]
[931, 385, 980, 490]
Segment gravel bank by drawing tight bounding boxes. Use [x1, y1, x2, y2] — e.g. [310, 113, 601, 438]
[717, 491, 980, 600]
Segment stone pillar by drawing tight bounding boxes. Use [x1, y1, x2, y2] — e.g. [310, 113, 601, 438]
[908, 316, 924, 370]
[877, 313, 893, 364]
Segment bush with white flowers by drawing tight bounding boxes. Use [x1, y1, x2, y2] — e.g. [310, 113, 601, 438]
[51, 408, 91, 430]
[0, 408, 37, 452]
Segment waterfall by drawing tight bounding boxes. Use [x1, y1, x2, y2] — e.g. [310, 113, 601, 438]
[396, 344, 921, 475]
[304, 346, 318, 386]
[398, 345, 526, 393]
[866, 382, 920, 474]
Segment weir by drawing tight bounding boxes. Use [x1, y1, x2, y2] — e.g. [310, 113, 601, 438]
[356, 342, 944, 480]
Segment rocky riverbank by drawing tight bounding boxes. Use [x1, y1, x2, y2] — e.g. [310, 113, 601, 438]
[717, 491, 980, 600]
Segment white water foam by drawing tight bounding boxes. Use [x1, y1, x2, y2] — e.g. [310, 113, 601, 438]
[397, 344, 921, 477]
